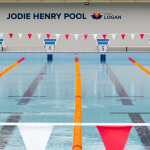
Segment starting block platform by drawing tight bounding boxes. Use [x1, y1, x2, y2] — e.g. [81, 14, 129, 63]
[44, 39, 56, 51]
[97, 39, 109, 52]
[0, 39, 4, 51]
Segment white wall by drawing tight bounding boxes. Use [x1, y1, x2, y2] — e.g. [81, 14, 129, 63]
[0, 3, 150, 52]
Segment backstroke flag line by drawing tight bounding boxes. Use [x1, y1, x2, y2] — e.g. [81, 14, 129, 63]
[0, 33, 3, 38]
[0, 33, 149, 41]
[93, 34, 97, 40]
[84, 34, 88, 40]
[47, 34, 50, 39]
[37, 34, 41, 39]
[130, 34, 135, 40]
[96, 126, 132, 150]
[103, 34, 107, 40]
[112, 34, 116, 40]
[18, 34, 23, 39]
[65, 34, 69, 40]
[28, 34, 32, 39]
[140, 34, 144, 39]
[121, 34, 125, 40]
[18, 125, 54, 150]
[9, 33, 13, 38]
[74, 34, 78, 40]
[56, 34, 60, 40]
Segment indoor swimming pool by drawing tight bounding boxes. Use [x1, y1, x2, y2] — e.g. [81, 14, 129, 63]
[0, 52, 150, 150]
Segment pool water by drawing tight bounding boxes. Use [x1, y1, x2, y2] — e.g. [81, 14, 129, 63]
[0, 52, 150, 150]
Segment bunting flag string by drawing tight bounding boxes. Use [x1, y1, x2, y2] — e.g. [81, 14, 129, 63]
[140, 34, 144, 39]
[0, 33, 3, 38]
[112, 34, 116, 40]
[103, 34, 107, 40]
[84, 34, 88, 40]
[9, 33, 13, 38]
[56, 34, 60, 40]
[47, 34, 50, 39]
[96, 126, 132, 150]
[0, 123, 146, 149]
[18, 125, 54, 150]
[74, 34, 78, 40]
[18, 33, 22, 39]
[121, 34, 125, 40]
[93, 34, 97, 40]
[0, 33, 149, 41]
[37, 34, 41, 39]
[65, 34, 69, 40]
[28, 34, 32, 39]
[131, 34, 135, 40]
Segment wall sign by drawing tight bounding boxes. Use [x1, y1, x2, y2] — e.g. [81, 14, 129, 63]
[6, 12, 121, 20]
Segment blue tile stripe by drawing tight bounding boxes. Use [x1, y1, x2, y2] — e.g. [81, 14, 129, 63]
[98, 42, 109, 45]
[44, 39, 56, 42]
[44, 42, 56, 44]
[97, 39, 109, 42]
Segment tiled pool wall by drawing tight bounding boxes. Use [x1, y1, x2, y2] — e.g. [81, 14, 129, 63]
[0, 52, 150, 65]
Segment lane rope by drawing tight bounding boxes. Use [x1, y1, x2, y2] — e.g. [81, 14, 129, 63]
[0, 57, 25, 77]
[72, 57, 82, 150]
[129, 57, 150, 75]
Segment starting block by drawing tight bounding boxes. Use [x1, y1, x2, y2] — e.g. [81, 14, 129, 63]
[44, 39, 56, 51]
[97, 39, 109, 52]
[0, 39, 4, 51]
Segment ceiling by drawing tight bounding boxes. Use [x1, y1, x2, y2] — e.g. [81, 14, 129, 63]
[0, 0, 149, 2]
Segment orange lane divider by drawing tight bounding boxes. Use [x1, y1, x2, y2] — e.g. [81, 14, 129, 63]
[0, 57, 25, 77]
[129, 57, 150, 75]
[72, 57, 82, 150]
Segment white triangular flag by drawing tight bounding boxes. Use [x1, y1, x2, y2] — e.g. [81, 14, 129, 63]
[74, 34, 78, 40]
[56, 34, 60, 40]
[112, 34, 116, 40]
[37, 34, 41, 39]
[131, 34, 135, 40]
[18, 125, 54, 150]
[0, 33, 3, 38]
[93, 34, 97, 40]
[18, 34, 22, 39]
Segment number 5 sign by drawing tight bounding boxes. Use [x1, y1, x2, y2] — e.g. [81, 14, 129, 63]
[97, 39, 109, 52]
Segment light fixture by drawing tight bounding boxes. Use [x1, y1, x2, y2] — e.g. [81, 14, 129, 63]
[85, 2, 89, 5]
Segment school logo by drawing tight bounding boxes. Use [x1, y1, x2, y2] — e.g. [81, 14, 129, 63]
[91, 13, 102, 20]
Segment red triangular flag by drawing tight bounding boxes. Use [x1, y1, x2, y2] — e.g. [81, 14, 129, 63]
[103, 34, 107, 40]
[65, 34, 69, 40]
[121, 34, 125, 40]
[140, 34, 144, 39]
[28, 34, 32, 39]
[84, 34, 88, 40]
[9, 33, 13, 38]
[47, 34, 50, 39]
[96, 126, 132, 150]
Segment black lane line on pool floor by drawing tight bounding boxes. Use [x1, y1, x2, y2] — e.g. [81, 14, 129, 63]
[103, 63, 129, 97]
[0, 112, 39, 114]
[8, 96, 46, 97]
[111, 112, 150, 149]
[0, 113, 22, 150]
[103, 63, 134, 105]
[105, 96, 143, 97]
[128, 113, 150, 150]
[17, 63, 50, 105]
[0, 63, 51, 150]
[111, 112, 150, 114]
